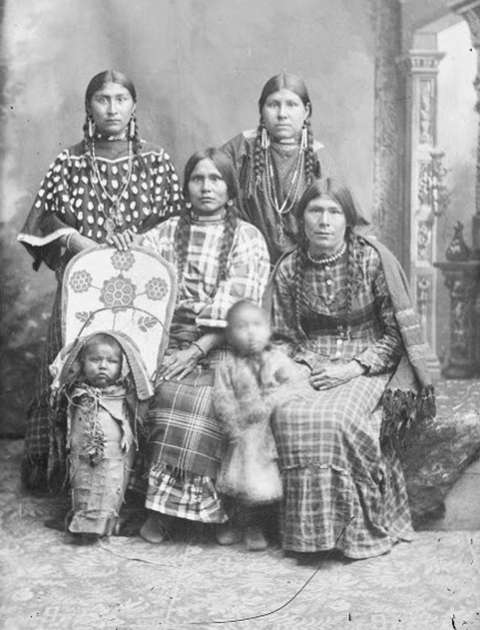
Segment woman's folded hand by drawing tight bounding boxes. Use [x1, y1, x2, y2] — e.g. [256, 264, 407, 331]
[157, 345, 204, 381]
[309, 360, 365, 390]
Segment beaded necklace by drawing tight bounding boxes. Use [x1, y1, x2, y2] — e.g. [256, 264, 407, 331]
[88, 138, 133, 237]
[306, 241, 346, 266]
[264, 145, 305, 215]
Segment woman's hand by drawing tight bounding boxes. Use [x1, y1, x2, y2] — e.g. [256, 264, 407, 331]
[309, 360, 365, 390]
[107, 229, 142, 251]
[157, 346, 203, 381]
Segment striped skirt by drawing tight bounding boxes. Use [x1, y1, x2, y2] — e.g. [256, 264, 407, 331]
[272, 375, 413, 559]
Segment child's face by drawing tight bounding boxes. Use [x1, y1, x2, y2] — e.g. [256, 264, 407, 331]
[227, 306, 271, 355]
[82, 342, 122, 388]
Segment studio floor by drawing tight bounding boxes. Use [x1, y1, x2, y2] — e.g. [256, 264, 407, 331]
[0, 438, 479, 630]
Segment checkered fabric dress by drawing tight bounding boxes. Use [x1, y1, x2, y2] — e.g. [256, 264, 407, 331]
[270, 239, 414, 558]
[142, 216, 270, 523]
[17, 138, 182, 489]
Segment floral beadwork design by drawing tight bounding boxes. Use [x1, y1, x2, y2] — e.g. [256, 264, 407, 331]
[110, 250, 135, 272]
[69, 270, 93, 293]
[100, 275, 136, 309]
[145, 277, 168, 301]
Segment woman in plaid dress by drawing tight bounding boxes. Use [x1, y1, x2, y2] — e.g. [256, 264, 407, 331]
[139, 148, 270, 543]
[269, 178, 433, 559]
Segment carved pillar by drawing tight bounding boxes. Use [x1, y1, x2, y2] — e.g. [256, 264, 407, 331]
[399, 44, 445, 352]
[434, 261, 480, 377]
[372, 0, 405, 265]
[450, 1, 480, 254]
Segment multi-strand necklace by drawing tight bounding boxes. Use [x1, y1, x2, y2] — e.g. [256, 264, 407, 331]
[263, 145, 305, 216]
[88, 138, 133, 238]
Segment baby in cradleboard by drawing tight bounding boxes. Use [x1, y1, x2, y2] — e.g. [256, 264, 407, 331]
[51, 332, 146, 544]
[213, 300, 302, 551]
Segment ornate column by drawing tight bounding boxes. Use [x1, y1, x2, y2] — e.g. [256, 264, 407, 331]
[372, 0, 405, 265]
[450, 1, 480, 254]
[434, 261, 480, 377]
[398, 40, 445, 353]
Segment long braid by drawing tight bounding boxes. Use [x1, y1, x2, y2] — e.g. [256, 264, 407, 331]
[293, 214, 309, 341]
[252, 120, 266, 185]
[216, 209, 238, 286]
[304, 119, 317, 183]
[343, 227, 357, 338]
[173, 211, 192, 286]
[293, 248, 308, 343]
[129, 113, 147, 173]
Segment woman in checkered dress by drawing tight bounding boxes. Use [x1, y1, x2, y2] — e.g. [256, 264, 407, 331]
[269, 178, 430, 559]
[139, 148, 270, 543]
[17, 70, 182, 491]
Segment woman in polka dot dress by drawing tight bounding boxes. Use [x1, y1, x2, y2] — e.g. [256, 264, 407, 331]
[18, 70, 182, 491]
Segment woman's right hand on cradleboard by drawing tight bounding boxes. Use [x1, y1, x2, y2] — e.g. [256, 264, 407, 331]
[107, 228, 143, 251]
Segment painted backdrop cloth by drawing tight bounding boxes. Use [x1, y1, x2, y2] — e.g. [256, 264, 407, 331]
[17, 138, 182, 489]
[142, 216, 270, 522]
[270, 237, 414, 558]
[222, 130, 337, 263]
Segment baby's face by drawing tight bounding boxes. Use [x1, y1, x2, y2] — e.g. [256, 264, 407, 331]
[82, 342, 122, 388]
[227, 306, 271, 355]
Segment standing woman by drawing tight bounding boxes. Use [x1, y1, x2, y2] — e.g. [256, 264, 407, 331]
[222, 72, 337, 263]
[18, 70, 182, 491]
[139, 148, 270, 543]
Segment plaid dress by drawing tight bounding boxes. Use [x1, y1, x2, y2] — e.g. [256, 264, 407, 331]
[142, 216, 270, 522]
[18, 138, 182, 489]
[270, 239, 414, 558]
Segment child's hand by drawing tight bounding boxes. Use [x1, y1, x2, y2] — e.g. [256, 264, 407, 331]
[121, 423, 134, 452]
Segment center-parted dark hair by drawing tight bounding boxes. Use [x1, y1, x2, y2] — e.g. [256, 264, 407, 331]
[83, 70, 143, 158]
[85, 70, 137, 108]
[175, 148, 240, 289]
[253, 72, 317, 186]
[292, 178, 369, 339]
[182, 148, 240, 203]
[258, 72, 312, 113]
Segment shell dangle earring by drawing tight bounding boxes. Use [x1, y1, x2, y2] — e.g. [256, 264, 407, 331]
[300, 121, 308, 151]
[261, 123, 270, 150]
[128, 115, 136, 141]
[87, 115, 94, 140]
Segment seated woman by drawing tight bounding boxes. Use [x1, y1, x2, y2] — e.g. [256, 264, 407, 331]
[139, 148, 270, 543]
[222, 72, 337, 264]
[268, 178, 435, 559]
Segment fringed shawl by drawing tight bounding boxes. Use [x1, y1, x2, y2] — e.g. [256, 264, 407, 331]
[362, 236, 436, 452]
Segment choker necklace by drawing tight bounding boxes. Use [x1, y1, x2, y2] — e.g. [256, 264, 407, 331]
[88, 138, 133, 237]
[95, 131, 127, 142]
[307, 242, 346, 265]
[190, 208, 226, 223]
